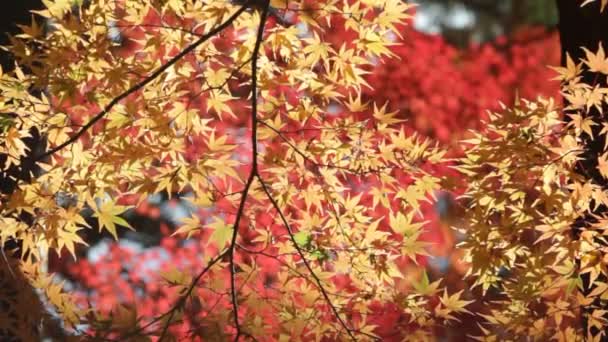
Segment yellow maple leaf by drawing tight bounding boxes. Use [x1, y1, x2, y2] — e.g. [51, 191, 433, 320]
[207, 216, 233, 248]
[550, 53, 581, 81]
[598, 153, 608, 179]
[207, 91, 237, 119]
[93, 199, 133, 240]
[435, 290, 474, 322]
[373, 102, 403, 126]
[582, 42, 608, 74]
[173, 215, 202, 239]
[568, 113, 596, 137]
[2, 127, 30, 170]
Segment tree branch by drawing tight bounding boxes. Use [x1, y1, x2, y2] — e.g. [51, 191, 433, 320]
[110, 249, 228, 341]
[227, 1, 270, 340]
[36, 1, 252, 161]
[156, 250, 228, 341]
[256, 174, 358, 341]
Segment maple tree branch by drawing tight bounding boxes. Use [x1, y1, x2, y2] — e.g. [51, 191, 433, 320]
[95, 23, 208, 38]
[249, 3, 268, 175]
[35, 1, 252, 161]
[227, 1, 270, 340]
[266, 121, 365, 134]
[109, 249, 228, 341]
[157, 250, 228, 341]
[256, 174, 358, 341]
[228, 172, 255, 340]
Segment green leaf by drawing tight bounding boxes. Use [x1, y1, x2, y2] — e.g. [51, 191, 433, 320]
[293, 231, 312, 249]
[208, 217, 233, 248]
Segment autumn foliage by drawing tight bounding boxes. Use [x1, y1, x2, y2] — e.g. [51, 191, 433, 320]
[0, 0, 607, 341]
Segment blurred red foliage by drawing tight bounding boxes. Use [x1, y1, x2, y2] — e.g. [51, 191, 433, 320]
[365, 26, 560, 144]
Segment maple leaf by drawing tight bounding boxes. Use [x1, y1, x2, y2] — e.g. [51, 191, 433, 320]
[345, 92, 370, 112]
[207, 91, 237, 119]
[598, 153, 608, 179]
[568, 113, 597, 137]
[389, 211, 424, 237]
[39, 0, 74, 17]
[173, 215, 202, 239]
[16, 16, 45, 39]
[357, 28, 396, 58]
[303, 32, 334, 70]
[412, 271, 442, 296]
[57, 223, 88, 259]
[373, 102, 403, 127]
[582, 43, 608, 74]
[160, 268, 191, 287]
[93, 199, 133, 240]
[2, 127, 31, 170]
[550, 53, 581, 81]
[435, 290, 474, 322]
[207, 216, 233, 248]
[293, 231, 312, 249]
[207, 130, 237, 152]
[111, 304, 138, 331]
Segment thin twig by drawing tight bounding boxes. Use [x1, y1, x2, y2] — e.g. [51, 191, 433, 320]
[259, 120, 393, 176]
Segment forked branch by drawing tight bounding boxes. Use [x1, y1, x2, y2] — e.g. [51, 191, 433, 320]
[227, 0, 270, 340]
[257, 175, 358, 341]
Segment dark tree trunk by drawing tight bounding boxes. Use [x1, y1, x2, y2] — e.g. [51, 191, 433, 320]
[0, 1, 44, 71]
[0, 1, 45, 260]
[557, 0, 608, 67]
[0, 3, 72, 340]
[556, 0, 608, 339]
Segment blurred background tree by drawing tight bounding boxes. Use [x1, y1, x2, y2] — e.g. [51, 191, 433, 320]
[415, 0, 558, 46]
